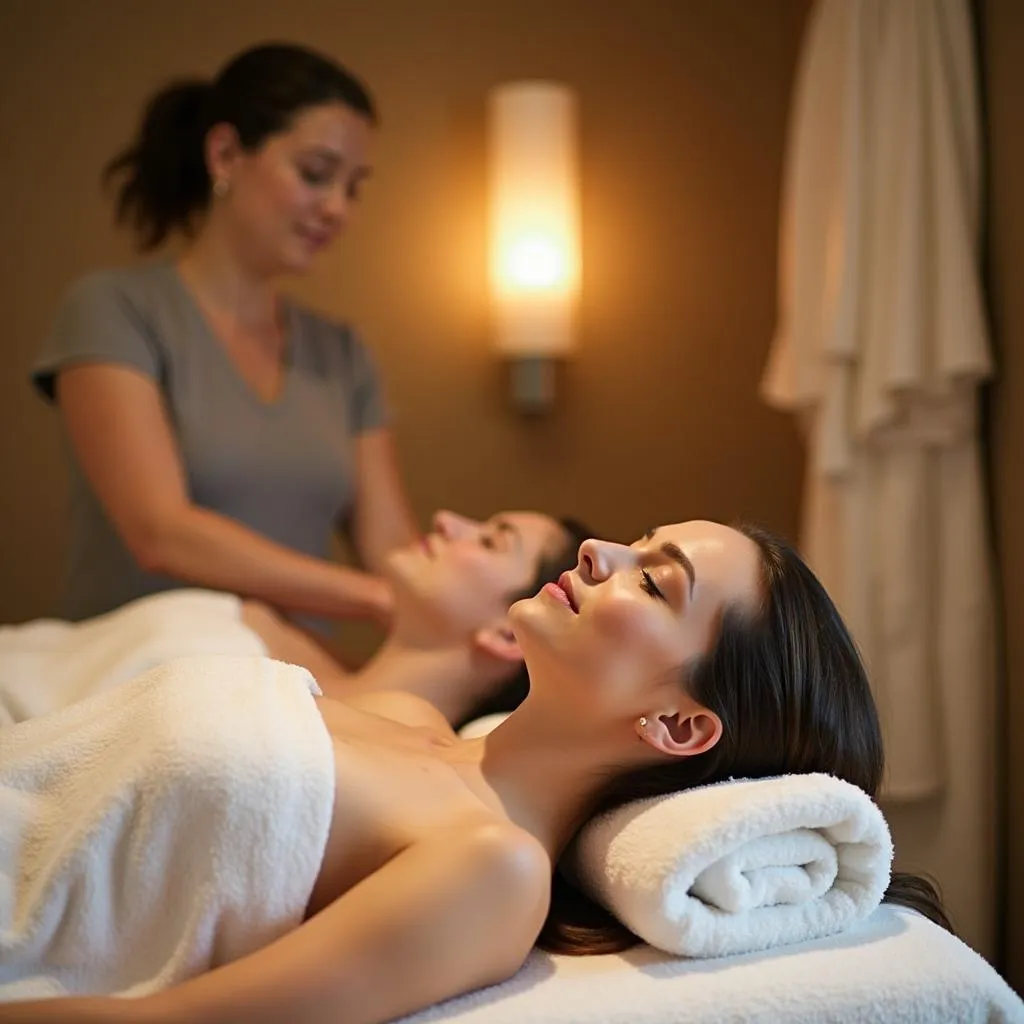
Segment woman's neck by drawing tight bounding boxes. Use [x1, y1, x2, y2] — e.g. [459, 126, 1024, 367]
[474, 696, 635, 862]
[177, 226, 279, 329]
[349, 616, 638, 861]
[354, 635, 507, 726]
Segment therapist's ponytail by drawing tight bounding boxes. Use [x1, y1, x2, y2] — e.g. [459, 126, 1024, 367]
[103, 79, 212, 251]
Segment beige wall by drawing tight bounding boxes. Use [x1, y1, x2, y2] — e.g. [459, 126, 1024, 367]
[0, 0, 806, 624]
[6, 0, 1019, 974]
[978, 0, 1024, 994]
[2, 0, 1017, 984]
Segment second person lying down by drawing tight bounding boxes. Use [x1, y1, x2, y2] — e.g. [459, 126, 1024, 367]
[0, 510, 590, 728]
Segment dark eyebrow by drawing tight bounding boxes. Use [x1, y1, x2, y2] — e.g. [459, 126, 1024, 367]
[645, 528, 696, 596]
[299, 146, 342, 163]
[298, 149, 374, 177]
[494, 518, 522, 550]
[660, 542, 696, 596]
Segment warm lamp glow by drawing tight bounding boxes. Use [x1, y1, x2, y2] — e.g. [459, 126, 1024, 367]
[488, 82, 580, 367]
[500, 236, 569, 291]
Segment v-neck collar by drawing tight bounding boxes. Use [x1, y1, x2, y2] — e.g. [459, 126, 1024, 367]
[165, 262, 295, 409]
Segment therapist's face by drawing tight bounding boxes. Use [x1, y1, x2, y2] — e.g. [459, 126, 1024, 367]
[206, 100, 374, 275]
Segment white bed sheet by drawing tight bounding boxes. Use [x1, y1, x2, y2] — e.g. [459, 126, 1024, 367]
[399, 908, 1023, 1023]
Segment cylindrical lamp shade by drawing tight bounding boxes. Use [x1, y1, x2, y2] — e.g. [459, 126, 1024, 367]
[488, 82, 581, 358]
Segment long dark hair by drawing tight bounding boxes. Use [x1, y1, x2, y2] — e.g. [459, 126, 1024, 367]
[103, 42, 377, 250]
[539, 523, 952, 955]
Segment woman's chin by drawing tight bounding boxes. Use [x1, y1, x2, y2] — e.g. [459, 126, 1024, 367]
[277, 243, 319, 276]
[510, 614, 577, 675]
[507, 593, 545, 634]
[381, 553, 432, 610]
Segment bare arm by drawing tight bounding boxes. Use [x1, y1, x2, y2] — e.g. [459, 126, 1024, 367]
[239, 601, 352, 680]
[56, 365, 391, 623]
[348, 429, 420, 575]
[0, 825, 550, 1024]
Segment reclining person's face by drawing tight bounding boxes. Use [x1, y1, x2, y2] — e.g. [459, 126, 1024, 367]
[509, 520, 762, 751]
[386, 510, 571, 644]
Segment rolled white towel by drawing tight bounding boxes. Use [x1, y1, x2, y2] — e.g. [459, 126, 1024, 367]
[568, 773, 893, 958]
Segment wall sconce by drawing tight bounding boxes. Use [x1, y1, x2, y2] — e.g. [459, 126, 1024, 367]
[487, 81, 581, 414]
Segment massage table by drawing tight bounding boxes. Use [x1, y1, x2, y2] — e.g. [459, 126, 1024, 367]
[402, 906, 1022, 1023]
[3, 606, 1021, 1022]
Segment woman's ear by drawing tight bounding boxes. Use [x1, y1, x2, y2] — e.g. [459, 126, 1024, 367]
[205, 122, 243, 184]
[637, 707, 722, 758]
[473, 620, 523, 665]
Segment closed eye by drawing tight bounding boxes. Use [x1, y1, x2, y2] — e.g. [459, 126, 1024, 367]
[640, 569, 667, 603]
[486, 518, 521, 554]
[300, 166, 333, 186]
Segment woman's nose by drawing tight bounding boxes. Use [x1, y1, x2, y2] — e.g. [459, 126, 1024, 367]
[432, 510, 473, 541]
[321, 184, 351, 229]
[578, 538, 633, 582]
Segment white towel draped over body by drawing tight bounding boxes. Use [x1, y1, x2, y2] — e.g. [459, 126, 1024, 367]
[0, 655, 336, 1001]
[0, 590, 268, 728]
[761, 0, 995, 801]
[569, 773, 892, 959]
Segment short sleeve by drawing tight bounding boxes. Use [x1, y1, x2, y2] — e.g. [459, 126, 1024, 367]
[344, 329, 390, 435]
[31, 271, 163, 403]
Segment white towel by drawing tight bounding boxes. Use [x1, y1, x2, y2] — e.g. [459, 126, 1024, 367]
[396, 909, 1024, 1024]
[0, 590, 268, 727]
[0, 654, 336, 1000]
[569, 773, 892, 959]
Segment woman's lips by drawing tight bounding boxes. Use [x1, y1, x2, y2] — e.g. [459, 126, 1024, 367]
[557, 572, 578, 612]
[543, 582, 572, 609]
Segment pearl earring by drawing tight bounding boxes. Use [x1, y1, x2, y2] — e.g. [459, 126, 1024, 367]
[213, 178, 230, 198]
[638, 716, 648, 729]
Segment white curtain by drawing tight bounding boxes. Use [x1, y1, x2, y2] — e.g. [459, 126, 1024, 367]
[762, 0, 995, 802]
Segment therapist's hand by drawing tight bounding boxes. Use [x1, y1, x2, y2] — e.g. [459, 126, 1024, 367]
[363, 576, 395, 630]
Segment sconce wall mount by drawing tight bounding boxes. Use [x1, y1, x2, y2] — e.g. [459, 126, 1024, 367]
[488, 81, 580, 414]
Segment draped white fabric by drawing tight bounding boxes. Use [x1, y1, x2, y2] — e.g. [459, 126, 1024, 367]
[762, 0, 995, 800]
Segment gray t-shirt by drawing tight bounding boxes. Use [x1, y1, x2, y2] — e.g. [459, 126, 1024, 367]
[32, 262, 388, 623]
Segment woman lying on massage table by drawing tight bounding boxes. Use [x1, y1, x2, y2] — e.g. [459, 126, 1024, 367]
[0, 509, 590, 730]
[248, 508, 591, 725]
[0, 520, 949, 1024]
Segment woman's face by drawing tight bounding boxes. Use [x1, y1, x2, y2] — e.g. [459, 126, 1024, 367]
[208, 101, 373, 275]
[510, 520, 762, 717]
[386, 510, 570, 641]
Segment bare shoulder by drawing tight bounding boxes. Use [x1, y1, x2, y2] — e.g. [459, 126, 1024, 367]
[458, 819, 551, 879]
[341, 688, 457, 734]
[445, 820, 553, 962]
